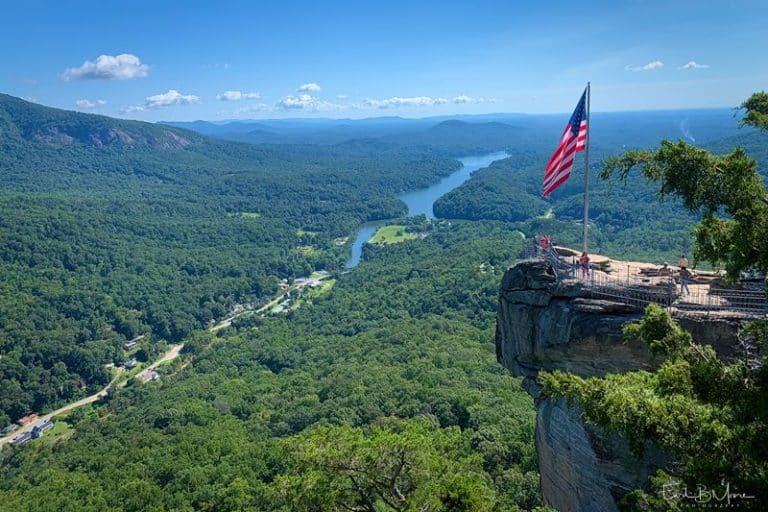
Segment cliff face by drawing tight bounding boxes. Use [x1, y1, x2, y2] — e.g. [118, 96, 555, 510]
[496, 260, 744, 512]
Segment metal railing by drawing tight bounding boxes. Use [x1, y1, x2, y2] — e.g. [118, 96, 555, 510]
[520, 242, 768, 319]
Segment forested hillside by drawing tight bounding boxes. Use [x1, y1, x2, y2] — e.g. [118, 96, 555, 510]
[0, 221, 541, 511]
[0, 94, 460, 426]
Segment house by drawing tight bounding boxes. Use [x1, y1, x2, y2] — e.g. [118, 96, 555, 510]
[31, 419, 54, 439]
[123, 358, 138, 369]
[17, 413, 38, 426]
[137, 369, 160, 383]
[123, 340, 138, 350]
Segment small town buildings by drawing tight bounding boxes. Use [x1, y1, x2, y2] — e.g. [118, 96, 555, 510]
[17, 413, 38, 426]
[10, 431, 32, 445]
[31, 419, 54, 439]
[137, 369, 160, 383]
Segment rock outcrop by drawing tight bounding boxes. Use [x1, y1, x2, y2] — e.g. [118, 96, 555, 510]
[495, 259, 746, 512]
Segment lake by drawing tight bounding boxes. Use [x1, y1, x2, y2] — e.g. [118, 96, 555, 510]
[345, 151, 509, 269]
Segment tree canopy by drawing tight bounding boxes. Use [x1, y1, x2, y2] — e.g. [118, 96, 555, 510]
[600, 92, 768, 278]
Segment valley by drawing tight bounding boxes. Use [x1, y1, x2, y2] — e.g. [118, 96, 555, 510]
[0, 92, 766, 511]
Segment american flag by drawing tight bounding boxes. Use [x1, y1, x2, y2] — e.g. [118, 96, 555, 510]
[543, 90, 588, 197]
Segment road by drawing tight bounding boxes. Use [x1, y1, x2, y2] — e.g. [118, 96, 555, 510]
[0, 276, 326, 449]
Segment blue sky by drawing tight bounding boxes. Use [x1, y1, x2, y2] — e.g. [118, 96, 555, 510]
[2, 0, 766, 121]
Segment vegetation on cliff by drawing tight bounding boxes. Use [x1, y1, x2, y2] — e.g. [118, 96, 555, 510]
[601, 92, 768, 278]
[541, 305, 767, 510]
[541, 93, 768, 510]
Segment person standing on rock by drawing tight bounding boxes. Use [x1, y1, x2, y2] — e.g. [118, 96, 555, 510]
[679, 267, 692, 295]
[678, 254, 689, 270]
[579, 252, 590, 279]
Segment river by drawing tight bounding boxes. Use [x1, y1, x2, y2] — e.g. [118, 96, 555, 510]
[345, 151, 509, 269]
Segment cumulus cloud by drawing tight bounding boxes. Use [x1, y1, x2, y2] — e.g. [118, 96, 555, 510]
[61, 53, 149, 81]
[75, 99, 107, 109]
[216, 90, 261, 101]
[679, 61, 709, 70]
[145, 89, 200, 108]
[336, 94, 348, 100]
[122, 105, 147, 114]
[451, 95, 488, 104]
[298, 82, 321, 92]
[276, 94, 344, 111]
[235, 103, 273, 114]
[625, 60, 664, 72]
[364, 96, 452, 109]
[123, 89, 200, 113]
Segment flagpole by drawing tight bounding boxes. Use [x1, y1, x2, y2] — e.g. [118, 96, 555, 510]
[582, 82, 591, 253]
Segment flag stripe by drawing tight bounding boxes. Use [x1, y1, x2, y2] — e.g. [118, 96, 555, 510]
[543, 98, 588, 197]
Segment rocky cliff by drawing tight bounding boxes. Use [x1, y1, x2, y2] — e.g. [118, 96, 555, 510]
[495, 259, 745, 512]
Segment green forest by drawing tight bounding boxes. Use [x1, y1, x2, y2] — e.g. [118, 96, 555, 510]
[1, 90, 767, 510]
[0, 93, 462, 425]
[0, 221, 542, 511]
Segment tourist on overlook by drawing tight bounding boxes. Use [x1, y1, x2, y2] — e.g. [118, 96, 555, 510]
[679, 267, 692, 295]
[659, 262, 672, 277]
[579, 252, 590, 279]
[678, 254, 689, 270]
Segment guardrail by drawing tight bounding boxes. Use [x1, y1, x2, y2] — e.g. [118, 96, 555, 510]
[520, 243, 768, 319]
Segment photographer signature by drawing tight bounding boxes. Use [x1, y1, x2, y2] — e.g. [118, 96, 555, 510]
[663, 480, 755, 507]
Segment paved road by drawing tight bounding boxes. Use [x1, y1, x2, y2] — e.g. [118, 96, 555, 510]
[0, 343, 185, 448]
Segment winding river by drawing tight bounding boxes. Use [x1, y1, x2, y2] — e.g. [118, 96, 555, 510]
[345, 151, 509, 269]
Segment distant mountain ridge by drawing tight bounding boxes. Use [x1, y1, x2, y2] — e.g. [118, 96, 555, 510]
[0, 93, 200, 150]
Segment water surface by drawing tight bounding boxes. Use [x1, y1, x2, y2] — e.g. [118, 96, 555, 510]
[345, 151, 509, 269]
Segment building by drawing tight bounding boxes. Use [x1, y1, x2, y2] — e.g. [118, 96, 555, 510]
[137, 369, 160, 383]
[123, 340, 138, 350]
[123, 358, 138, 369]
[31, 419, 54, 439]
[17, 413, 38, 426]
[10, 431, 32, 445]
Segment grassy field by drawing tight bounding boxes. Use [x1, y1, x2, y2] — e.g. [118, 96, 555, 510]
[36, 420, 74, 447]
[369, 225, 417, 245]
[296, 245, 319, 256]
[228, 212, 262, 219]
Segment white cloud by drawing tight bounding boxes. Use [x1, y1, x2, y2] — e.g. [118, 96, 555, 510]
[277, 94, 344, 111]
[21, 96, 39, 103]
[235, 103, 273, 114]
[61, 53, 149, 81]
[364, 96, 451, 109]
[145, 89, 200, 108]
[75, 99, 107, 109]
[679, 61, 709, 70]
[336, 94, 348, 100]
[202, 62, 231, 70]
[122, 105, 146, 114]
[451, 95, 488, 104]
[216, 90, 261, 101]
[123, 89, 200, 113]
[298, 82, 321, 92]
[625, 60, 664, 72]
